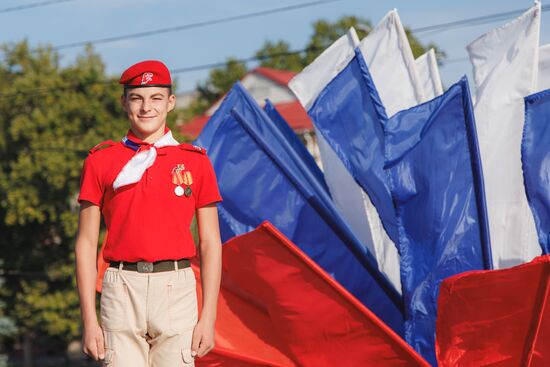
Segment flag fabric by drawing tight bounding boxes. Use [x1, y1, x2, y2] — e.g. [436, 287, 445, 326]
[290, 32, 403, 293]
[359, 9, 424, 117]
[468, 3, 542, 268]
[384, 77, 492, 365]
[217, 221, 428, 366]
[291, 29, 397, 291]
[263, 99, 329, 195]
[436, 255, 550, 367]
[192, 260, 296, 367]
[522, 89, 550, 255]
[415, 49, 444, 101]
[194, 82, 404, 334]
[538, 44, 550, 92]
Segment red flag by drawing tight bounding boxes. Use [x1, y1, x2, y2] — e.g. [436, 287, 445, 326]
[437, 255, 550, 366]
[204, 221, 427, 366]
[192, 258, 295, 366]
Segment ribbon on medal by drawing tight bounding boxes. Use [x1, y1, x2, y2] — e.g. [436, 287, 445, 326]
[172, 164, 192, 197]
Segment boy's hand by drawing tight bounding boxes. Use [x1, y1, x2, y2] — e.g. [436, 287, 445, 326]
[82, 322, 105, 361]
[191, 317, 215, 358]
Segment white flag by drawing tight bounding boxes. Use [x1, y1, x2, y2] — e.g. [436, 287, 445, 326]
[290, 27, 403, 293]
[468, 2, 542, 268]
[538, 44, 550, 92]
[415, 48, 444, 101]
[359, 9, 424, 117]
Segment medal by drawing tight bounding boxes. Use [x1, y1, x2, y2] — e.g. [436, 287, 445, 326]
[172, 164, 193, 198]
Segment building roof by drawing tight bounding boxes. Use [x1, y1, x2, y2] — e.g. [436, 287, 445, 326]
[253, 67, 297, 86]
[179, 66, 313, 139]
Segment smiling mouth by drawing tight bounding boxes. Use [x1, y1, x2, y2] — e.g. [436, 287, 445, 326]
[138, 116, 156, 119]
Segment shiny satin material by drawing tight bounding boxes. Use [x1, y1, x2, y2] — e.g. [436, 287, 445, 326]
[436, 255, 550, 366]
[263, 99, 330, 196]
[308, 48, 399, 245]
[201, 221, 428, 367]
[385, 77, 492, 365]
[194, 82, 404, 335]
[522, 89, 550, 255]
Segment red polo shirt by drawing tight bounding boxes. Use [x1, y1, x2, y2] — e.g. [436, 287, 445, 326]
[77, 128, 223, 262]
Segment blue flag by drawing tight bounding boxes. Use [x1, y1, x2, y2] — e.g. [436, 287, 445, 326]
[263, 99, 330, 195]
[307, 48, 399, 244]
[522, 89, 550, 255]
[384, 77, 492, 365]
[194, 82, 404, 335]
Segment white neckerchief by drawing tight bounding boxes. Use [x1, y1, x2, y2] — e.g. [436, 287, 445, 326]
[113, 130, 179, 190]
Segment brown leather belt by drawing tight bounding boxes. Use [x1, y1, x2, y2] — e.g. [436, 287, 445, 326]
[109, 259, 191, 273]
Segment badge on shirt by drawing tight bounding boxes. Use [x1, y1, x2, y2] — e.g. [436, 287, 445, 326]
[171, 164, 193, 197]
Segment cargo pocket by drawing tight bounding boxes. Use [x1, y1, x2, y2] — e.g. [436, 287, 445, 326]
[181, 347, 195, 365]
[102, 348, 115, 366]
[100, 281, 129, 332]
[167, 274, 198, 335]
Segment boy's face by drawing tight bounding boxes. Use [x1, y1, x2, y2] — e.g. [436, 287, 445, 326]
[121, 87, 176, 136]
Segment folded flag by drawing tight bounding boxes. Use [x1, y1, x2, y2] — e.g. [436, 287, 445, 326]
[522, 89, 550, 255]
[194, 82, 404, 334]
[436, 255, 549, 366]
[468, 2, 542, 268]
[216, 221, 428, 366]
[384, 77, 492, 365]
[263, 99, 329, 195]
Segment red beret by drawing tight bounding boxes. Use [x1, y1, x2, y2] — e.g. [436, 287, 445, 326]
[119, 60, 172, 87]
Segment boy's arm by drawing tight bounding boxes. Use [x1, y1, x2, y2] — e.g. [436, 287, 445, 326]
[192, 203, 222, 358]
[75, 201, 105, 361]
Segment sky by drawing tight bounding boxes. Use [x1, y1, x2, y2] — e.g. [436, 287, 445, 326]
[1, 0, 548, 94]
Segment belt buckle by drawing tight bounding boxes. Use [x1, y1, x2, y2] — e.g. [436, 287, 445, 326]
[137, 261, 154, 273]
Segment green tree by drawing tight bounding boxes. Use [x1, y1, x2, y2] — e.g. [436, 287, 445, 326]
[0, 41, 182, 365]
[303, 16, 371, 64]
[255, 40, 304, 72]
[181, 58, 247, 124]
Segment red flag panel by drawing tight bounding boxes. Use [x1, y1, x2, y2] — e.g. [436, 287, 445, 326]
[193, 258, 296, 367]
[217, 221, 427, 366]
[436, 255, 550, 366]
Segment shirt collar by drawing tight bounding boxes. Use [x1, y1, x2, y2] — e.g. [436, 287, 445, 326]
[126, 126, 170, 145]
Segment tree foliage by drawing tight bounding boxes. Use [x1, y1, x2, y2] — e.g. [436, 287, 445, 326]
[0, 41, 181, 358]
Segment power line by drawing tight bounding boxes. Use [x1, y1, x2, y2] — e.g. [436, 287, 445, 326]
[412, 4, 550, 34]
[52, 0, 342, 51]
[0, 47, 319, 98]
[0, 0, 77, 14]
[2, 4, 543, 97]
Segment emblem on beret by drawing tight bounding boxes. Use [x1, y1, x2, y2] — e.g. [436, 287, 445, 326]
[141, 72, 154, 85]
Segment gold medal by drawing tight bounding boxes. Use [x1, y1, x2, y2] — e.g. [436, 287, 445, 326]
[175, 186, 184, 196]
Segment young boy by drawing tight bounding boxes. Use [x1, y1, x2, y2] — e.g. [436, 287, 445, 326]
[74, 60, 223, 366]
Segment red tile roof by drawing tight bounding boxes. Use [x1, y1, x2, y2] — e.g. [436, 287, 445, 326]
[179, 67, 313, 139]
[180, 114, 210, 138]
[272, 101, 313, 131]
[180, 101, 312, 138]
[253, 67, 297, 86]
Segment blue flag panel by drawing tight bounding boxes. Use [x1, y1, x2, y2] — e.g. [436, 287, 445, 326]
[522, 89, 550, 255]
[263, 99, 330, 196]
[195, 83, 405, 335]
[384, 77, 492, 365]
[307, 48, 399, 244]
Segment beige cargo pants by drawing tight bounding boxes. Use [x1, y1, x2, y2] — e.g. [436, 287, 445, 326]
[100, 263, 197, 366]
